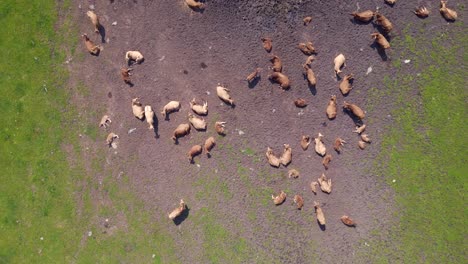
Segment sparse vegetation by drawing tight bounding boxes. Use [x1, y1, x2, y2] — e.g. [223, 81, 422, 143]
[0, 1, 177, 262]
[191, 207, 250, 263]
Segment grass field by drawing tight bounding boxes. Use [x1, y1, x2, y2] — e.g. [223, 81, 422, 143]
[0, 0, 81, 262]
[0, 1, 176, 263]
[361, 24, 467, 262]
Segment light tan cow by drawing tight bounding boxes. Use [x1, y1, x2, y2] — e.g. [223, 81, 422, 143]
[168, 199, 186, 220]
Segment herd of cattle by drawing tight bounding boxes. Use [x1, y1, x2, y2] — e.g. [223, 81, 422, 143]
[81, 0, 458, 226]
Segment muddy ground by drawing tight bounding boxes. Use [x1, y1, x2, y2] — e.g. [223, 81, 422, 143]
[69, 0, 461, 262]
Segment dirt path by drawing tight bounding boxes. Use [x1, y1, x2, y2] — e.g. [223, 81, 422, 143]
[69, 0, 456, 262]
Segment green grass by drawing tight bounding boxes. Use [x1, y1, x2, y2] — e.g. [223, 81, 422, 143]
[0, 1, 177, 263]
[0, 1, 80, 262]
[361, 25, 467, 262]
[192, 207, 251, 264]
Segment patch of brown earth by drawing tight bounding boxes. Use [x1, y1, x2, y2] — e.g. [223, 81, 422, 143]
[66, 0, 457, 262]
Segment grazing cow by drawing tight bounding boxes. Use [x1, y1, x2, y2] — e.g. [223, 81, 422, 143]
[280, 144, 292, 166]
[375, 13, 393, 33]
[188, 113, 207, 130]
[318, 173, 332, 194]
[334, 54, 346, 75]
[350, 10, 374, 22]
[131, 98, 145, 120]
[314, 133, 326, 156]
[440, 1, 457, 21]
[266, 147, 281, 168]
[341, 215, 356, 227]
[326, 95, 337, 120]
[106, 132, 119, 146]
[269, 55, 282, 72]
[168, 199, 186, 220]
[204, 137, 215, 156]
[314, 201, 326, 226]
[190, 99, 208, 116]
[125, 51, 144, 64]
[188, 145, 202, 163]
[161, 101, 181, 119]
[216, 85, 235, 105]
[215, 121, 226, 135]
[334, 138, 346, 153]
[86, 10, 101, 33]
[371, 33, 390, 49]
[301, 135, 311, 150]
[81, 34, 101, 55]
[261, 37, 272, 52]
[272, 191, 287, 205]
[99, 115, 111, 128]
[172, 123, 190, 143]
[339, 74, 354, 95]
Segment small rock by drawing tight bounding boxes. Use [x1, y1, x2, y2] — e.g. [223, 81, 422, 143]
[89, 4, 95, 10]
[272, 109, 276, 113]
[111, 21, 117, 26]
[366, 66, 373, 75]
[196, 164, 201, 168]
[158, 56, 165, 61]
[88, 231, 92, 237]
[152, 254, 156, 259]
[40, 237, 44, 241]
[111, 142, 118, 149]
[404, 59, 411, 64]
[238, 130, 245, 135]
[128, 128, 137, 134]
[78, 4, 82, 9]
[392, 179, 396, 183]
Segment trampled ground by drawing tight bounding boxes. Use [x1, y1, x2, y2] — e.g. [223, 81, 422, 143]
[66, 0, 466, 262]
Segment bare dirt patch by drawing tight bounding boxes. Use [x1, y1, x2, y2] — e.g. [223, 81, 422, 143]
[68, 0, 460, 262]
